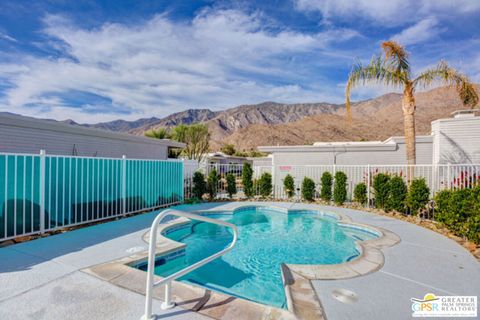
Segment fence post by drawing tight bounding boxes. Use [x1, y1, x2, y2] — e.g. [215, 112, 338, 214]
[447, 163, 451, 190]
[271, 155, 275, 198]
[366, 164, 371, 208]
[431, 164, 436, 196]
[39, 150, 46, 234]
[122, 155, 127, 215]
[181, 159, 185, 202]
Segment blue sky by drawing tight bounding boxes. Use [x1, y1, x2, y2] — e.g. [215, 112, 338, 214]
[0, 0, 479, 123]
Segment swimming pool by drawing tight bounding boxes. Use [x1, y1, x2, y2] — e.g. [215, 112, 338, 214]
[136, 206, 378, 308]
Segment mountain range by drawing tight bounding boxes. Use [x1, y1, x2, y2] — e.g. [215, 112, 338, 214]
[7, 85, 478, 151]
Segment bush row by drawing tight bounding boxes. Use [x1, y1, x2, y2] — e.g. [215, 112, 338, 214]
[297, 171, 348, 204]
[191, 162, 273, 200]
[366, 173, 430, 215]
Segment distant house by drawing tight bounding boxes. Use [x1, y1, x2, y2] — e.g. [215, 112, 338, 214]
[202, 152, 252, 166]
[0, 113, 185, 159]
[258, 110, 480, 166]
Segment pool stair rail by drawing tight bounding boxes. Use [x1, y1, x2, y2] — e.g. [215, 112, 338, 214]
[141, 209, 238, 320]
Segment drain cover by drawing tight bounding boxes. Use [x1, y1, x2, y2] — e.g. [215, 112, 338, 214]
[331, 288, 359, 304]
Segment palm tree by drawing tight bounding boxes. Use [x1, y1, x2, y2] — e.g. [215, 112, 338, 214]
[145, 127, 170, 139]
[346, 41, 478, 166]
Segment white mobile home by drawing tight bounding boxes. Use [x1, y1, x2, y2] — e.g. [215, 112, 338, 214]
[0, 113, 184, 159]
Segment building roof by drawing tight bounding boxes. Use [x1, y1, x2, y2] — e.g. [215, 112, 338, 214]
[205, 152, 247, 160]
[258, 135, 433, 153]
[0, 113, 185, 148]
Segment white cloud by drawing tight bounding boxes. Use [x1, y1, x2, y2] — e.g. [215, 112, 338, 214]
[0, 32, 17, 43]
[294, 0, 480, 25]
[392, 18, 443, 46]
[0, 9, 359, 123]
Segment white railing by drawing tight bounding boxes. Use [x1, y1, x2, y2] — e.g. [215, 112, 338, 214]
[0, 151, 184, 241]
[186, 163, 480, 201]
[272, 164, 480, 200]
[142, 209, 238, 320]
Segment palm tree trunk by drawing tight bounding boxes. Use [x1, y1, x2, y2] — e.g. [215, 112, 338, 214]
[402, 85, 416, 181]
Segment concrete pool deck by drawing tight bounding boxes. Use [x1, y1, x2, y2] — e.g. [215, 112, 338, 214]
[0, 201, 479, 319]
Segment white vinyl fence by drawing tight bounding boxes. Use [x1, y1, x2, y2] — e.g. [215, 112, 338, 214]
[0, 151, 184, 241]
[193, 163, 480, 201]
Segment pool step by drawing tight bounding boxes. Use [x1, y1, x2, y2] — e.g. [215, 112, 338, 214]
[281, 264, 326, 320]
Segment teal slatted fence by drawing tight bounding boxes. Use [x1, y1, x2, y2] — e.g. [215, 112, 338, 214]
[0, 152, 183, 241]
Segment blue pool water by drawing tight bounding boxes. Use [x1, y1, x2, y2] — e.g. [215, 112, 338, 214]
[138, 207, 378, 308]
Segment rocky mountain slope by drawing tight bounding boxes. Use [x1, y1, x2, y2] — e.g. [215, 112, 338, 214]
[222, 86, 478, 150]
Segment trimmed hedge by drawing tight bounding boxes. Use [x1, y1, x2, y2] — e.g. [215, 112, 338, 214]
[242, 162, 254, 198]
[320, 172, 333, 201]
[192, 171, 206, 199]
[258, 172, 273, 198]
[284, 174, 295, 198]
[406, 178, 430, 215]
[373, 173, 390, 209]
[354, 182, 367, 205]
[301, 177, 316, 201]
[207, 168, 219, 199]
[333, 171, 347, 205]
[435, 186, 480, 244]
[226, 173, 237, 198]
[386, 176, 407, 212]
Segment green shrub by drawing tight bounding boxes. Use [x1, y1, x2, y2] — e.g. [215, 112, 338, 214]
[434, 187, 480, 244]
[301, 177, 316, 201]
[433, 190, 451, 219]
[435, 188, 473, 234]
[283, 174, 295, 198]
[320, 172, 333, 201]
[373, 173, 390, 209]
[192, 171, 206, 199]
[226, 173, 237, 199]
[258, 172, 273, 198]
[333, 171, 347, 205]
[207, 168, 219, 199]
[386, 176, 407, 212]
[406, 178, 430, 215]
[353, 182, 367, 205]
[242, 162, 254, 197]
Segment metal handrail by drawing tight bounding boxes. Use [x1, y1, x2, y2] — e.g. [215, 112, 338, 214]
[141, 209, 238, 320]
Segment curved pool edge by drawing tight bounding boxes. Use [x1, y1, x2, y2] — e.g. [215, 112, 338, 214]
[147, 203, 400, 277]
[135, 202, 401, 320]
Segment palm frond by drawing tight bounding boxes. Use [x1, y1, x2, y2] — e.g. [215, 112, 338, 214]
[381, 41, 410, 75]
[414, 60, 479, 108]
[345, 56, 405, 120]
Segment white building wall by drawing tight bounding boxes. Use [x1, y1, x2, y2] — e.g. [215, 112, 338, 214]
[431, 114, 480, 164]
[250, 157, 273, 167]
[0, 114, 184, 159]
[269, 137, 433, 166]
